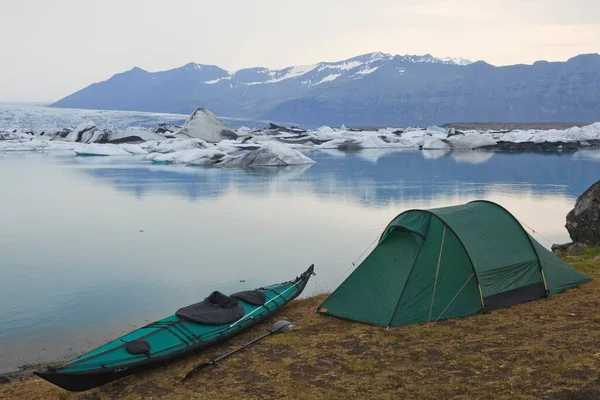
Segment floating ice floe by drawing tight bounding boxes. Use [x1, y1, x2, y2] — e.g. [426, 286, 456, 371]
[119, 144, 148, 155]
[74, 143, 133, 156]
[0, 138, 49, 151]
[148, 148, 226, 164]
[219, 141, 315, 166]
[446, 133, 497, 149]
[142, 138, 209, 153]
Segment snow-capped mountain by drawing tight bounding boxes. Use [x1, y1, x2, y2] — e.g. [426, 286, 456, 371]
[198, 52, 472, 88]
[52, 52, 600, 126]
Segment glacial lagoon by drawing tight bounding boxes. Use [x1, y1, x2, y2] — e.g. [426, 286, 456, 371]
[0, 148, 599, 372]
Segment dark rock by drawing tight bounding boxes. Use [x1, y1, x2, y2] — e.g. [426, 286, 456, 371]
[566, 180, 600, 245]
[551, 242, 573, 252]
[566, 243, 586, 256]
[552, 242, 586, 256]
[0, 376, 10, 385]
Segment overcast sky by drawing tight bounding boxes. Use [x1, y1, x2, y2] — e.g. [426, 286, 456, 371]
[1, 0, 599, 101]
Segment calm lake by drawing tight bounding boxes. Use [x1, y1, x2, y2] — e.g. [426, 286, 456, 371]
[1, 148, 599, 372]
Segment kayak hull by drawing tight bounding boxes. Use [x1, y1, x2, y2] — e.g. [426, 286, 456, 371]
[35, 265, 314, 392]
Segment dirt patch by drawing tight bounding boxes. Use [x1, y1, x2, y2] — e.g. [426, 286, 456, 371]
[77, 392, 102, 400]
[132, 381, 170, 399]
[98, 379, 129, 398]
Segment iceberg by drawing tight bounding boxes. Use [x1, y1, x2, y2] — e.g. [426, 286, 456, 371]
[150, 148, 226, 164]
[0, 138, 48, 151]
[64, 121, 97, 142]
[176, 108, 238, 143]
[219, 141, 314, 166]
[421, 138, 451, 150]
[120, 144, 148, 155]
[447, 133, 496, 149]
[144, 138, 209, 154]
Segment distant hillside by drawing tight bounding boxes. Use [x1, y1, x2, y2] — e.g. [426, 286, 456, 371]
[51, 52, 600, 126]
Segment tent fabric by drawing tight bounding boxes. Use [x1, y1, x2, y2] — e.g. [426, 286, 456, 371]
[318, 200, 592, 327]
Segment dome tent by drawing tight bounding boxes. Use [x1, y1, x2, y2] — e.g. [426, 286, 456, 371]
[317, 201, 591, 327]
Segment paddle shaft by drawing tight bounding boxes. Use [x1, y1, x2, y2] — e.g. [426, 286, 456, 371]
[183, 328, 279, 380]
[214, 330, 273, 364]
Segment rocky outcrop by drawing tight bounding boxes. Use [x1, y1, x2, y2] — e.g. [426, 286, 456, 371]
[566, 180, 600, 245]
[552, 242, 586, 256]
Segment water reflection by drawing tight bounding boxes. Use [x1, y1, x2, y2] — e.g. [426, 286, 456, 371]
[74, 149, 600, 202]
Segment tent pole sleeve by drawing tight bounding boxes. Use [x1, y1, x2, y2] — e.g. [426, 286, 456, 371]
[477, 283, 485, 310]
[428, 226, 446, 323]
[541, 269, 549, 294]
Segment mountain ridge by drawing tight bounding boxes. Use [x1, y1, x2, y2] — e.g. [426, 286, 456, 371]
[51, 52, 600, 126]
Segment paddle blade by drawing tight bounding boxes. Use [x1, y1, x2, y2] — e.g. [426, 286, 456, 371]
[271, 320, 294, 333]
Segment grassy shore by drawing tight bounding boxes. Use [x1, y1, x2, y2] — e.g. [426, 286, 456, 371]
[2, 248, 600, 400]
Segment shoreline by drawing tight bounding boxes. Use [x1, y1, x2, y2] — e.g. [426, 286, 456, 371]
[1, 248, 599, 399]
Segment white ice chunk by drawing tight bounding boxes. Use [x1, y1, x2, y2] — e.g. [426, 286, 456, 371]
[421, 138, 451, 150]
[151, 148, 226, 164]
[120, 144, 148, 155]
[151, 138, 207, 153]
[74, 143, 132, 156]
[447, 133, 496, 149]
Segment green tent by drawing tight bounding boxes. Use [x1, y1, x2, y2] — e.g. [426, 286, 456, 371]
[317, 201, 591, 327]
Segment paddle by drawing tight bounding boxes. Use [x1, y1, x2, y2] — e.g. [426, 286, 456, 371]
[182, 320, 295, 381]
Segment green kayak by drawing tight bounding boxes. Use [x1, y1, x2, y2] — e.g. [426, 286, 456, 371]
[36, 265, 315, 392]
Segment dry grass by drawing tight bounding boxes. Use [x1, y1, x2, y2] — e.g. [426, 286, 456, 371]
[2, 248, 600, 400]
